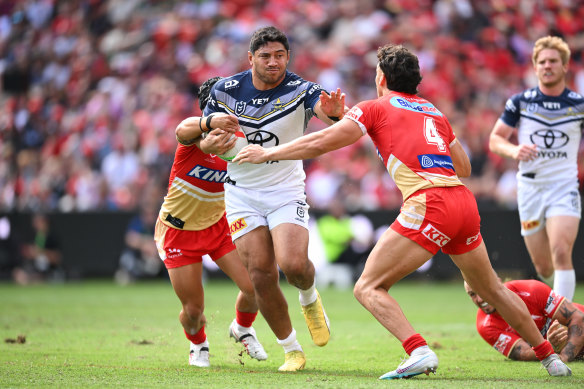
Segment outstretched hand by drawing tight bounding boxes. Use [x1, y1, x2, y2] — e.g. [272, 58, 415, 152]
[319, 88, 346, 119]
[232, 144, 269, 165]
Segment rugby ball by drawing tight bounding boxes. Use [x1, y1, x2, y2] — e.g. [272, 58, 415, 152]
[216, 130, 248, 162]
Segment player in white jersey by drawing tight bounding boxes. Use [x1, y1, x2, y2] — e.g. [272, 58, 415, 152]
[490, 36, 584, 301]
[203, 26, 346, 371]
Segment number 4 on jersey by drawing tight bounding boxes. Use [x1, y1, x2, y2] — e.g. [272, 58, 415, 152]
[424, 117, 446, 152]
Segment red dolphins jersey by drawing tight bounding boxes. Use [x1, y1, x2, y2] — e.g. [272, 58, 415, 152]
[158, 144, 227, 231]
[475, 280, 576, 358]
[345, 91, 463, 201]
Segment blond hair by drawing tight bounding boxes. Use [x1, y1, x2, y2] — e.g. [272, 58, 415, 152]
[532, 36, 571, 65]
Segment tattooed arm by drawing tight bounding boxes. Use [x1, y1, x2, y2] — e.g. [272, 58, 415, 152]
[507, 339, 538, 361]
[552, 300, 584, 362]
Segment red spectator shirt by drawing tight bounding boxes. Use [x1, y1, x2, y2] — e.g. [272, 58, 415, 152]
[345, 91, 463, 201]
[475, 280, 565, 357]
[158, 144, 227, 231]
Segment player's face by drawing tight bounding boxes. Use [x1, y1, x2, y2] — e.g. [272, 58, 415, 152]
[534, 48, 567, 89]
[249, 41, 289, 90]
[465, 285, 496, 314]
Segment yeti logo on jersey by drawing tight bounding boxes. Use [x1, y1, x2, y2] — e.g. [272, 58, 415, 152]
[187, 165, 227, 183]
[530, 129, 569, 150]
[418, 154, 454, 170]
[422, 224, 450, 247]
[493, 334, 512, 354]
[225, 80, 239, 89]
[235, 101, 247, 115]
[248, 130, 279, 147]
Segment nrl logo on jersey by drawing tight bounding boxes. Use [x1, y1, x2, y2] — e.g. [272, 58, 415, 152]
[235, 101, 247, 115]
[272, 98, 286, 111]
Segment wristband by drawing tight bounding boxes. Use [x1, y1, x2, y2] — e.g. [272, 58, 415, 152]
[199, 117, 204, 132]
[205, 114, 216, 132]
[327, 115, 340, 122]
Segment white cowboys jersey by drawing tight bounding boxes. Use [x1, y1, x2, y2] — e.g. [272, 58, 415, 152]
[500, 87, 584, 184]
[203, 70, 323, 189]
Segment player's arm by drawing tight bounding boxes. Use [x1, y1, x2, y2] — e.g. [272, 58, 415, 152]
[489, 119, 537, 161]
[450, 139, 471, 177]
[551, 299, 584, 362]
[233, 119, 363, 164]
[175, 114, 239, 146]
[314, 88, 348, 125]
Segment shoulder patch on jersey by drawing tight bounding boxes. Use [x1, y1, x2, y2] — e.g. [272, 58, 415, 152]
[347, 106, 363, 121]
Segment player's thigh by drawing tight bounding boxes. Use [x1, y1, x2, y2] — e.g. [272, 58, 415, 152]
[271, 223, 309, 266]
[234, 225, 277, 274]
[167, 262, 204, 307]
[546, 215, 579, 248]
[523, 228, 552, 267]
[449, 241, 500, 297]
[358, 228, 433, 290]
[215, 249, 254, 295]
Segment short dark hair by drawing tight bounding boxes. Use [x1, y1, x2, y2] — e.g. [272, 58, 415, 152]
[377, 44, 422, 95]
[197, 76, 222, 111]
[249, 26, 290, 54]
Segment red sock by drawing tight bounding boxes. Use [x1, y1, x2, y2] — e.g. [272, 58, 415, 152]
[236, 310, 258, 328]
[532, 340, 554, 361]
[402, 333, 428, 355]
[184, 326, 206, 345]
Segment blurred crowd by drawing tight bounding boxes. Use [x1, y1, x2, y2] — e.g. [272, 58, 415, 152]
[1, 0, 584, 215]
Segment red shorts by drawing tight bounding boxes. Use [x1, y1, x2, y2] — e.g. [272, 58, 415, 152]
[391, 185, 483, 255]
[154, 214, 236, 269]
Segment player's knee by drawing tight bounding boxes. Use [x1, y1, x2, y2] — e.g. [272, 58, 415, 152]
[183, 302, 204, 322]
[353, 278, 370, 304]
[279, 258, 308, 280]
[247, 266, 278, 289]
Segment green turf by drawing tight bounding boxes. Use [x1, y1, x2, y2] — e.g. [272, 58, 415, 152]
[1, 279, 583, 388]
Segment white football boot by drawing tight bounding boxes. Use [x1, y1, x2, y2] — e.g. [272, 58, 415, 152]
[189, 341, 210, 367]
[229, 319, 268, 361]
[379, 346, 438, 380]
[542, 354, 572, 376]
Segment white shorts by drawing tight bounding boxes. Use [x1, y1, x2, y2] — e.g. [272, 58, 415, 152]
[225, 184, 310, 241]
[517, 180, 581, 236]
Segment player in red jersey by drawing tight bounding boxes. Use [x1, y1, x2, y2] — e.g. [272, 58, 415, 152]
[154, 77, 266, 367]
[234, 44, 572, 378]
[465, 279, 584, 361]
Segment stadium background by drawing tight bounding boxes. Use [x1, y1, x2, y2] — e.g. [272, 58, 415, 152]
[1, 0, 584, 281]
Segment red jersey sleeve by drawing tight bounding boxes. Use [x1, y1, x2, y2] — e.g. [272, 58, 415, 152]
[476, 310, 521, 358]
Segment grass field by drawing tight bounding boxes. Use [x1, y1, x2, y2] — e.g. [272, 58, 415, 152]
[1, 279, 583, 388]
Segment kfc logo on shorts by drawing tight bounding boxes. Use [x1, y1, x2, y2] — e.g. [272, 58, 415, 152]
[422, 224, 450, 247]
[493, 334, 512, 354]
[229, 218, 247, 235]
[346, 106, 363, 121]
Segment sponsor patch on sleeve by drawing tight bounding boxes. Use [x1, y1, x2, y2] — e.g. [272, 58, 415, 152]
[544, 290, 562, 315]
[493, 334, 512, 354]
[346, 106, 363, 121]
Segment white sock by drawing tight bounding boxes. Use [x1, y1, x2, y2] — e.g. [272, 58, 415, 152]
[277, 329, 303, 353]
[298, 283, 317, 306]
[554, 270, 576, 301]
[538, 273, 555, 287]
